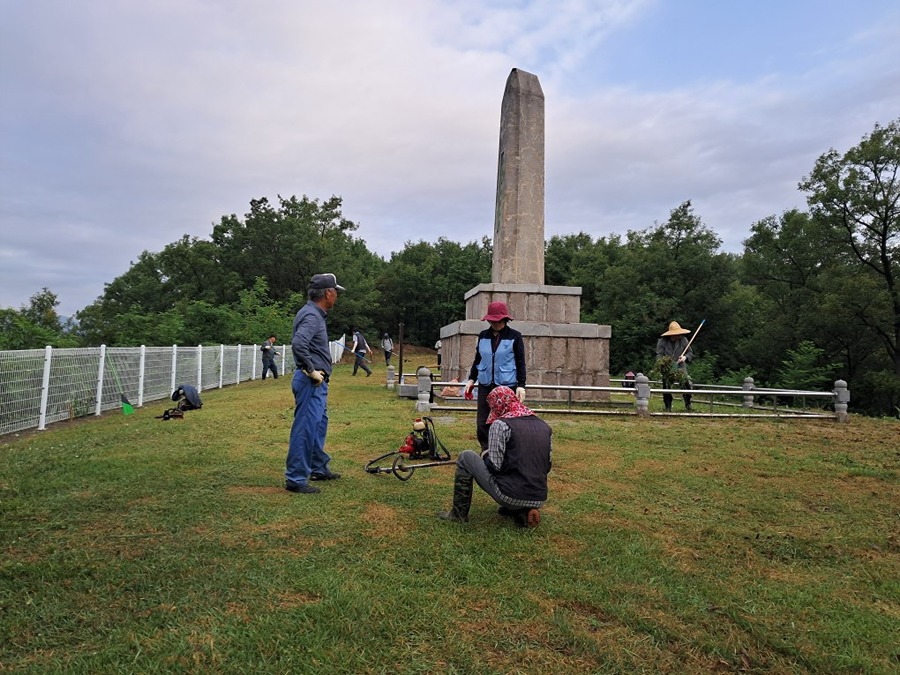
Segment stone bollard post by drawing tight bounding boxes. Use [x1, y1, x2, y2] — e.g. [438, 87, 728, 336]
[416, 367, 432, 413]
[742, 377, 755, 408]
[386, 365, 395, 390]
[833, 379, 850, 423]
[635, 373, 650, 417]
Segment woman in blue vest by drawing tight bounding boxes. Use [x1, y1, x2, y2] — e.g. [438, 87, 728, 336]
[463, 301, 527, 450]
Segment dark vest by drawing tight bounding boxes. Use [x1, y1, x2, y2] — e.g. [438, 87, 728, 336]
[495, 416, 552, 501]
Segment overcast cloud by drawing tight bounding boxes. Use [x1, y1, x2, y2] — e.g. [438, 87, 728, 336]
[2, 0, 899, 315]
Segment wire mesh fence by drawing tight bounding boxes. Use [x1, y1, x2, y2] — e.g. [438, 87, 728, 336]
[0, 344, 296, 436]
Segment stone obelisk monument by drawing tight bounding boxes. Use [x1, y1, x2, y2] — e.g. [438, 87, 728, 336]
[439, 69, 610, 400]
[493, 70, 545, 285]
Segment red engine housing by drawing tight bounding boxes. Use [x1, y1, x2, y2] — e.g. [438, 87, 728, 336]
[398, 434, 417, 455]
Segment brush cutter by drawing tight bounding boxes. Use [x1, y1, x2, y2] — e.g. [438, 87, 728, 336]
[364, 416, 453, 481]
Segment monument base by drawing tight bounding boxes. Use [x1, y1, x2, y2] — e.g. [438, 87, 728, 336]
[440, 284, 610, 401]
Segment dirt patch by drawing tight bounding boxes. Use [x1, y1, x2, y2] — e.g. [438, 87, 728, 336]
[360, 502, 408, 541]
[273, 590, 322, 608]
[228, 485, 284, 496]
[547, 534, 584, 558]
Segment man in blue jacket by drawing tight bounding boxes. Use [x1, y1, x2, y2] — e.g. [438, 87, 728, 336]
[285, 273, 344, 494]
[463, 301, 527, 451]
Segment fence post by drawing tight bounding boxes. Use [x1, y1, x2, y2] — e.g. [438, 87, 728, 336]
[219, 344, 225, 388]
[197, 345, 203, 390]
[252, 346, 257, 380]
[170, 345, 178, 394]
[742, 377, 755, 408]
[416, 367, 432, 413]
[236, 345, 242, 384]
[634, 373, 650, 416]
[386, 365, 395, 390]
[281, 346, 287, 376]
[94, 344, 105, 417]
[834, 379, 850, 423]
[138, 345, 146, 407]
[37, 346, 53, 430]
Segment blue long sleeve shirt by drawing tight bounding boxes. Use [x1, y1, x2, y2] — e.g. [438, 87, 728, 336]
[292, 301, 333, 376]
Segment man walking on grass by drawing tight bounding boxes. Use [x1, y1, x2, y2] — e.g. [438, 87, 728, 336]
[351, 326, 373, 377]
[285, 273, 344, 494]
[260, 334, 279, 380]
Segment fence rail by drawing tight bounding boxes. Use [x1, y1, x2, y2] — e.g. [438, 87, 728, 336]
[416, 372, 850, 422]
[0, 344, 298, 436]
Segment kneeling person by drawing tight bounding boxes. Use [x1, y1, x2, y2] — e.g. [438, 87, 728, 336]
[438, 386, 551, 528]
[172, 384, 202, 411]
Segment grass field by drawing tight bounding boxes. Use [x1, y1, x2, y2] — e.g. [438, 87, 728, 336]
[1, 353, 898, 673]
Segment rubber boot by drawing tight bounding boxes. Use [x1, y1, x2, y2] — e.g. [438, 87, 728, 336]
[438, 473, 473, 523]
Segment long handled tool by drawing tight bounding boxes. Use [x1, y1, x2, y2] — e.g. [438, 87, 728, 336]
[107, 354, 135, 415]
[365, 417, 454, 481]
[336, 341, 372, 363]
[679, 319, 706, 359]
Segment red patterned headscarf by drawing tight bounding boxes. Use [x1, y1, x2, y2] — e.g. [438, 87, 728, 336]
[486, 386, 534, 424]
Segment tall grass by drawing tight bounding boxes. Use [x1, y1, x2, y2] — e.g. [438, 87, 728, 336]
[1, 359, 897, 673]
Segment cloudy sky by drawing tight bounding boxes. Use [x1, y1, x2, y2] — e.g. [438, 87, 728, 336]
[2, 0, 899, 316]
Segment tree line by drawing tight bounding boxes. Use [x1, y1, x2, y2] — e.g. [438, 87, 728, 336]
[3, 120, 898, 415]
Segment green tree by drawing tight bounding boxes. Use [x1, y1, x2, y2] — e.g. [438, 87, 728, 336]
[546, 202, 738, 376]
[377, 237, 491, 345]
[774, 340, 841, 391]
[0, 289, 78, 349]
[740, 210, 839, 382]
[799, 118, 900, 377]
[74, 194, 382, 347]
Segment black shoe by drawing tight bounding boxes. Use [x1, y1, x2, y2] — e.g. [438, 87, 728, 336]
[310, 471, 341, 481]
[285, 482, 320, 494]
[437, 510, 468, 523]
[498, 506, 516, 518]
[511, 508, 540, 528]
[366, 371, 371, 377]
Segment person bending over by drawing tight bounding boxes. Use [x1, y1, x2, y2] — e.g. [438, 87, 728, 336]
[438, 386, 551, 528]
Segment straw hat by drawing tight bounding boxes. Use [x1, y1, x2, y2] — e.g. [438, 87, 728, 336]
[661, 321, 691, 336]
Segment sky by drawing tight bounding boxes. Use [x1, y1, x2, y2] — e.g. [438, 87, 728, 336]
[2, 0, 899, 316]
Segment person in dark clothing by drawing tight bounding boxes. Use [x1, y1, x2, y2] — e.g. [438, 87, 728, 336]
[285, 273, 344, 494]
[260, 334, 280, 379]
[655, 320, 694, 412]
[172, 384, 202, 410]
[351, 327, 373, 377]
[380, 332, 393, 366]
[463, 302, 527, 450]
[438, 386, 551, 528]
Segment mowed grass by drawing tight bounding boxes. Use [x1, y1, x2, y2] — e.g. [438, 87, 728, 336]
[1, 355, 898, 673]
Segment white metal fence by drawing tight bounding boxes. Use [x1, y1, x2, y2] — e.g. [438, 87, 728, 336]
[0, 344, 299, 436]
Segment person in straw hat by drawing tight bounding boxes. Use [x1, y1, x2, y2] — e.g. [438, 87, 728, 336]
[655, 320, 694, 412]
[463, 301, 527, 450]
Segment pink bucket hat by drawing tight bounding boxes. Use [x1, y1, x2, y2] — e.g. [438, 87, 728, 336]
[482, 301, 513, 322]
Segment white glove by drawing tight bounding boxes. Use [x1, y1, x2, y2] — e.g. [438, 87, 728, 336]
[464, 380, 475, 396]
[303, 369, 325, 386]
[516, 387, 526, 403]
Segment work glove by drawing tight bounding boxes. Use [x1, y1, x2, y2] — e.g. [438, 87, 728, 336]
[302, 369, 326, 386]
[464, 380, 475, 397]
[516, 387, 526, 403]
